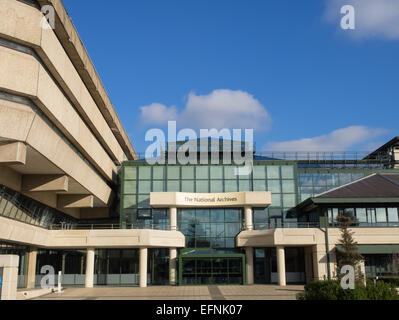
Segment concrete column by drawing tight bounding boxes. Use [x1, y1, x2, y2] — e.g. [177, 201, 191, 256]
[85, 248, 95, 288]
[170, 207, 177, 231]
[169, 248, 177, 286]
[245, 247, 254, 285]
[26, 248, 37, 289]
[312, 245, 329, 281]
[0, 255, 19, 300]
[139, 248, 148, 288]
[277, 246, 286, 286]
[304, 247, 313, 284]
[244, 206, 253, 231]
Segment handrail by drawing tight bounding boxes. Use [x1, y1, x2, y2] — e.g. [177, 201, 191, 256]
[49, 223, 174, 231]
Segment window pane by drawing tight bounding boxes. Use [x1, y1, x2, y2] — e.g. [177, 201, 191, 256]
[226, 209, 241, 222]
[238, 180, 251, 192]
[123, 195, 136, 209]
[182, 180, 195, 192]
[254, 209, 268, 224]
[267, 166, 280, 179]
[225, 180, 238, 192]
[271, 194, 282, 207]
[299, 174, 313, 187]
[282, 180, 295, 193]
[138, 181, 151, 194]
[376, 208, 387, 223]
[179, 209, 195, 222]
[125, 167, 137, 180]
[210, 210, 224, 223]
[196, 180, 209, 193]
[196, 166, 209, 180]
[224, 166, 236, 179]
[225, 224, 240, 237]
[210, 167, 223, 180]
[253, 180, 266, 191]
[139, 167, 151, 180]
[210, 180, 223, 193]
[153, 180, 164, 192]
[137, 195, 150, 208]
[138, 209, 151, 219]
[196, 209, 210, 223]
[253, 166, 266, 179]
[167, 180, 180, 192]
[182, 167, 194, 180]
[282, 194, 296, 208]
[388, 208, 399, 223]
[367, 208, 376, 223]
[356, 208, 367, 223]
[153, 166, 165, 179]
[167, 167, 180, 179]
[268, 180, 281, 193]
[281, 166, 294, 179]
[123, 181, 136, 194]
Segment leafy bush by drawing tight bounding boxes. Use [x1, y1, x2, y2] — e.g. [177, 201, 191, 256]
[376, 277, 399, 287]
[297, 280, 399, 300]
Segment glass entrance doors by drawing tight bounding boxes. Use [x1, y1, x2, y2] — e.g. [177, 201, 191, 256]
[179, 250, 245, 285]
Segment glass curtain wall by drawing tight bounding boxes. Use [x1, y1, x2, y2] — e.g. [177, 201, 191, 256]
[121, 164, 297, 228]
[328, 207, 399, 227]
[36, 249, 86, 287]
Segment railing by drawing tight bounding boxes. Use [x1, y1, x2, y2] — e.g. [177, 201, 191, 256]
[251, 222, 321, 230]
[131, 151, 395, 169]
[49, 223, 173, 231]
[329, 222, 399, 228]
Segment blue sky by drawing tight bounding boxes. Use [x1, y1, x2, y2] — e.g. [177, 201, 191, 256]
[63, 0, 399, 153]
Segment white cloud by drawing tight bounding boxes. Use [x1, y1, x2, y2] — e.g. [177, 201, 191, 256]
[140, 103, 178, 125]
[325, 0, 399, 39]
[139, 89, 271, 131]
[264, 126, 388, 152]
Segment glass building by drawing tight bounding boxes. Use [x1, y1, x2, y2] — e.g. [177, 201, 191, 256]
[117, 140, 399, 286]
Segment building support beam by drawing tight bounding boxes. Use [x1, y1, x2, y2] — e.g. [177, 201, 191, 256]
[26, 247, 37, 289]
[0, 255, 19, 300]
[170, 207, 177, 231]
[277, 246, 286, 286]
[245, 247, 254, 285]
[0, 142, 27, 165]
[140, 248, 148, 288]
[85, 248, 95, 288]
[58, 195, 94, 209]
[22, 175, 69, 192]
[244, 206, 253, 231]
[169, 248, 177, 286]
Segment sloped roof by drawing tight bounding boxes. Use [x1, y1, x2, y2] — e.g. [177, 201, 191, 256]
[317, 174, 399, 198]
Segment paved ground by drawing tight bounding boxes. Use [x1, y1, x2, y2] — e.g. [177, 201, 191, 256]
[35, 285, 304, 300]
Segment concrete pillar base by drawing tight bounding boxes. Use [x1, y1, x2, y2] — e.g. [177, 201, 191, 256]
[277, 246, 286, 287]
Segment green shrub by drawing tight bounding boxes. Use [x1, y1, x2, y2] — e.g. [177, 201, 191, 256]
[365, 280, 399, 300]
[297, 280, 399, 300]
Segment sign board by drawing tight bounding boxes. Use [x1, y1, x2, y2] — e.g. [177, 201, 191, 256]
[151, 192, 272, 208]
[0, 267, 3, 300]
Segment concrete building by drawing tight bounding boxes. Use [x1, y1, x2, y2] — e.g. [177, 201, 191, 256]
[1, 0, 399, 298]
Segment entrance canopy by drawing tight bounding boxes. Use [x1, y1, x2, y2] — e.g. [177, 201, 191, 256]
[150, 192, 272, 208]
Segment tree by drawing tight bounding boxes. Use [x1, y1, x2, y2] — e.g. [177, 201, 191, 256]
[335, 215, 365, 283]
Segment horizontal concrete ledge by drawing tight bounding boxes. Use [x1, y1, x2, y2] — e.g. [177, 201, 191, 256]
[0, 254, 20, 267]
[0, 216, 185, 249]
[22, 174, 69, 192]
[17, 288, 54, 300]
[58, 195, 94, 209]
[0, 141, 27, 165]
